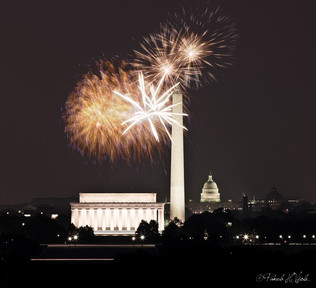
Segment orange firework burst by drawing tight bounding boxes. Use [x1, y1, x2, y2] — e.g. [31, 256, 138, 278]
[64, 60, 171, 164]
[132, 6, 238, 90]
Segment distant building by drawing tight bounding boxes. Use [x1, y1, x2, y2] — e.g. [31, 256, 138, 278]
[70, 193, 164, 236]
[27, 196, 76, 215]
[186, 172, 310, 215]
[0, 196, 76, 218]
[200, 171, 221, 203]
[241, 187, 307, 213]
[265, 187, 283, 209]
[187, 171, 242, 214]
[242, 194, 249, 213]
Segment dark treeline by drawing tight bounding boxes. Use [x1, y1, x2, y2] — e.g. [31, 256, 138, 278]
[0, 208, 316, 263]
[136, 208, 316, 245]
[116, 210, 316, 284]
[0, 209, 315, 286]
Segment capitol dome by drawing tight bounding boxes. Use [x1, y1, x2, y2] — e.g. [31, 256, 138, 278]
[265, 187, 283, 201]
[203, 178, 218, 190]
[200, 171, 221, 203]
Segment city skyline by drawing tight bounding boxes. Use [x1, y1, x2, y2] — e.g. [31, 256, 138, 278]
[1, 0, 315, 205]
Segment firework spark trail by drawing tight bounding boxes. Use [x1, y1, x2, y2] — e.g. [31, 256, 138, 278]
[132, 6, 238, 90]
[113, 72, 188, 142]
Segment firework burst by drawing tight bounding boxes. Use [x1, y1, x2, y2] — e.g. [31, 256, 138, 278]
[64, 60, 183, 164]
[132, 6, 238, 89]
[113, 72, 188, 142]
[64, 5, 238, 164]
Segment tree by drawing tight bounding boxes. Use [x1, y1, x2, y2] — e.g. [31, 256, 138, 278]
[77, 225, 95, 243]
[135, 220, 159, 243]
[162, 218, 183, 246]
[67, 224, 95, 243]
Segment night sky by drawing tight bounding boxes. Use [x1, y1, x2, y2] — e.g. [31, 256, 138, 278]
[1, 0, 315, 205]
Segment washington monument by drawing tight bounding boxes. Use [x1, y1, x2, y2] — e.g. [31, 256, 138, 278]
[170, 88, 185, 222]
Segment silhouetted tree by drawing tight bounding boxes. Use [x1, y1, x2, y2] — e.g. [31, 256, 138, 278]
[162, 218, 183, 247]
[135, 220, 159, 243]
[67, 224, 95, 243]
[171, 217, 183, 227]
[76, 225, 95, 243]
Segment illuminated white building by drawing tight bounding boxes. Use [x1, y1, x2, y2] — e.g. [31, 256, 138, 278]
[70, 193, 164, 235]
[200, 171, 221, 203]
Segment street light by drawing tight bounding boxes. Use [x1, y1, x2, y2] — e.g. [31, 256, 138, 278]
[140, 235, 145, 248]
[72, 235, 78, 246]
[131, 236, 136, 248]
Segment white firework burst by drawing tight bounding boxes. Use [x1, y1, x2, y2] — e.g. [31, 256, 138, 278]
[113, 72, 188, 142]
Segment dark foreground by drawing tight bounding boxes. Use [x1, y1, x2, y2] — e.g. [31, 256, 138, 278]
[1, 243, 315, 287]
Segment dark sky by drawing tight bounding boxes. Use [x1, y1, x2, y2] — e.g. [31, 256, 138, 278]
[1, 0, 315, 205]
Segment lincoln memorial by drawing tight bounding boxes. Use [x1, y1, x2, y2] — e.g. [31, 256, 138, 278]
[70, 193, 165, 235]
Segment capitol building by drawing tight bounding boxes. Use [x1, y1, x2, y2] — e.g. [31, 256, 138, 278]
[187, 171, 305, 215]
[187, 171, 242, 214]
[200, 171, 221, 203]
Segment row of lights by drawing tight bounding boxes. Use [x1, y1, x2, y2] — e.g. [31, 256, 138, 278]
[235, 234, 316, 240]
[279, 234, 315, 239]
[5, 211, 58, 219]
[236, 235, 260, 240]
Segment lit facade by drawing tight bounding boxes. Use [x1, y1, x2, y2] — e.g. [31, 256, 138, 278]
[70, 193, 164, 235]
[170, 88, 186, 222]
[201, 171, 221, 203]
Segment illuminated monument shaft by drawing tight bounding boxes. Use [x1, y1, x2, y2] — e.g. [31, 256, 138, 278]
[170, 88, 185, 221]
